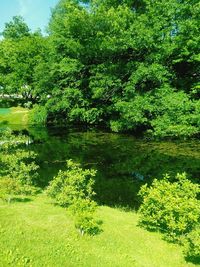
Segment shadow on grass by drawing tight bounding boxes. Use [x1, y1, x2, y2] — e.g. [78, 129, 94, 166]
[138, 221, 200, 265]
[0, 120, 9, 125]
[185, 256, 200, 265]
[49, 201, 104, 236]
[12, 197, 32, 203]
[94, 219, 104, 236]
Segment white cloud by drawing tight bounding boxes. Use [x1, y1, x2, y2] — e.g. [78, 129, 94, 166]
[18, 0, 31, 17]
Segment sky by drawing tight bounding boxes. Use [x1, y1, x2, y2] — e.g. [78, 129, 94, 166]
[0, 0, 60, 35]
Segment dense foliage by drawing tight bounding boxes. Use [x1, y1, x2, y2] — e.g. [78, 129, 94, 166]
[29, 105, 48, 125]
[47, 159, 101, 235]
[138, 173, 200, 240]
[0, 0, 200, 137]
[138, 173, 200, 260]
[0, 130, 39, 201]
[183, 226, 200, 260]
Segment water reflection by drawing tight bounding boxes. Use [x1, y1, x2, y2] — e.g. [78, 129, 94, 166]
[1, 125, 200, 208]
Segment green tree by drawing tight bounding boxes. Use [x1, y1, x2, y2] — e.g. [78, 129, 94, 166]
[0, 0, 199, 138]
[1, 16, 30, 39]
[0, 32, 48, 100]
[44, 0, 200, 137]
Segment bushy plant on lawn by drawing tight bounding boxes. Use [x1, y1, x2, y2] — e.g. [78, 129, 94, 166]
[0, 130, 39, 202]
[0, 177, 20, 203]
[47, 160, 101, 235]
[71, 198, 101, 235]
[46, 160, 96, 206]
[74, 212, 101, 236]
[138, 173, 200, 241]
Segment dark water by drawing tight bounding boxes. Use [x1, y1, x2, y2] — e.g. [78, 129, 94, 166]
[2, 125, 200, 208]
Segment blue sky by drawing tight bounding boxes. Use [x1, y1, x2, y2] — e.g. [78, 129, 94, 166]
[0, 0, 59, 34]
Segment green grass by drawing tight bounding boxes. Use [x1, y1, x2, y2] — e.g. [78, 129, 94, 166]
[0, 107, 29, 126]
[0, 195, 196, 267]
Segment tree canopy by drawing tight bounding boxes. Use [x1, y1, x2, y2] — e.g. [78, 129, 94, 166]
[1, 16, 30, 39]
[0, 0, 199, 138]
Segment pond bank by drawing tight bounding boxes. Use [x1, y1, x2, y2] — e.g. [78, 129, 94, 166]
[0, 107, 29, 126]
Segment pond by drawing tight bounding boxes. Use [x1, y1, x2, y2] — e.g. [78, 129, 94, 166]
[1, 124, 200, 208]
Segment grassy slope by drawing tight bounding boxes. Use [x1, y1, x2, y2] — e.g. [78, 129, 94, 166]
[0, 195, 195, 267]
[0, 107, 29, 125]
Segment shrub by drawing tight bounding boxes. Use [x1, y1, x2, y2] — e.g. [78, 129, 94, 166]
[183, 227, 200, 261]
[46, 160, 96, 207]
[47, 160, 101, 235]
[138, 173, 200, 241]
[70, 198, 97, 215]
[71, 198, 101, 235]
[0, 177, 20, 202]
[75, 212, 101, 236]
[0, 130, 39, 202]
[0, 177, 37, 202]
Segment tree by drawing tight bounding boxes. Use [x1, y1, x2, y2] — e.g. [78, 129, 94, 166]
[0, 33, 48, 100]
[1, 16, 30, 39]
[0, 0, 199, 138]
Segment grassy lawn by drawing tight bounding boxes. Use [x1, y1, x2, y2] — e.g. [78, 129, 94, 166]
[0, 107, 29, 126]
[0, 195, 196, 267]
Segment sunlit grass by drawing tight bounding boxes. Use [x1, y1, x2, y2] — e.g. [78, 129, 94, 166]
[0, 194, 195, 267]
[0, 107, 29, 125]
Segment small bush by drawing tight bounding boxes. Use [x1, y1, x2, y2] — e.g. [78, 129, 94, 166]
[0, 130, 39, 202]
[46, 160, 96, 207]
[71, 198, 101, 235]
[69, 198, 97, 215]
[47, 160, 102, 235]
[0, 177, 37, 202]
[75, 212, 101, 236]
[138, 173, 200, 241]
[0, 177, 20, 202]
